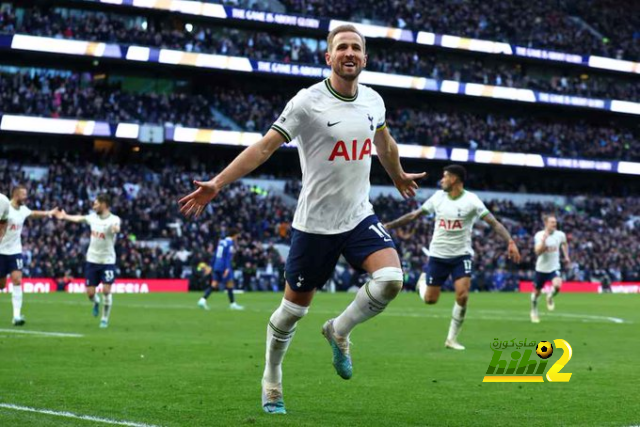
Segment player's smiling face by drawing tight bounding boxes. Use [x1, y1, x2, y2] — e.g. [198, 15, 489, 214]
[440, 171, 455, 192]
[93, 199, 106, 215]
[545, 216, 558, 232]
[14, 188, 27, 206]
[326, 32, 367, 81]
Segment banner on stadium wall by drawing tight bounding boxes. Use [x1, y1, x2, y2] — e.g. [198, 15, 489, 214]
[519, 281, 640, 293]
[91, 0, 640, 75]
[0, 278, 188, 293]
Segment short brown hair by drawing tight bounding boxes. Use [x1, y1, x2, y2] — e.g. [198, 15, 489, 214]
[11, 184, 27, 197]
[96, 193, 111, 207]
[327, 24, 366, 53]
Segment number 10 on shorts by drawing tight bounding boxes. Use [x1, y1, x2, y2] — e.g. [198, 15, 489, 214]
[369, 223, 392, 242]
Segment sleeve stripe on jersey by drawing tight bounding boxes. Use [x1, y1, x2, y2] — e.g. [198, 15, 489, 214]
[376, 121, 387, 131]
[271, 124, 292, 142]
[480, 210, 490, 218]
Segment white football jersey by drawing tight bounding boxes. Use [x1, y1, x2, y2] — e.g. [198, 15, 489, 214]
[85, 212, 121, 264]
[0, 193, 9, 221]
[0, 205, 32, 255]
[535, 230, 567, 273]
[272, 79, 386, 234]
[421, 190, 490, 258]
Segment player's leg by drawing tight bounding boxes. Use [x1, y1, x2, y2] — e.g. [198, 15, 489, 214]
[10, 268, 25, 326]
[531, 272, 544, 323]
[99, 266, 116, 328]
[328, 217, 403, 379]
[445, 275, 471, 350]
[420, 257, 449, 304]
[198, 275, 220, 310]
[263, 227, 326, 414]
[100, 284, 113, 328]
[262, 283, 313, 414]
[547, 273, 562, 311]
[85, 262, 101, 317]
[226, 280, 244, 310]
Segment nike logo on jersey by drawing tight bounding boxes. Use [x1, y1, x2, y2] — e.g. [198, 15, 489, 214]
[327, 121, 341, 127]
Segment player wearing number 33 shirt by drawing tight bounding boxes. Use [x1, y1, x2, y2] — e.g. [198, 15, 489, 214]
[55, 194, 121, 329]
[385, 165, 521, 351]
[178, 25, 427, 415]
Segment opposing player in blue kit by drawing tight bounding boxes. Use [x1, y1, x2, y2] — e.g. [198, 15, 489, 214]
[385, 165, 521, 350]
[198, 227, 244, 311]
[180, 24, 426, 414]
[55, 194, 121, 328]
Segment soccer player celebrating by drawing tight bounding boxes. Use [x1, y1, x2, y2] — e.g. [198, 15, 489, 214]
[180, 24, 425, 414]
[198, 227, 244, 311]
[385, 165, 521, 350]
[0, 192, 9, 242]
[0, 185, 58, 326]
[55, 194, 121, 328]
[531, 214, 570, 323]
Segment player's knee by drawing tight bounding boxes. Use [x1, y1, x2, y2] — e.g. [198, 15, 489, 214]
[278, 298, 309, 323]
[372, 267, 403, 299]
[456, 294, 468, 306]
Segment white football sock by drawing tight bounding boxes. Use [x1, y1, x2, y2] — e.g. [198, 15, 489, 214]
[89, 294, 100, 304]
[447, 302, 467, 342]
[102, 294, 112, 321]
[333, 267, 403, 338]
[417, 274, 427, 301]
[12, 283, 23, 319]
[531, 292, 539, 314]
[263, 298, 308, 384]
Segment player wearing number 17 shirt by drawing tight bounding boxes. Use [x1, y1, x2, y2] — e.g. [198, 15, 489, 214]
[179, 24, 426, 414]
[55, 194, 121, 329]
[385, 165, 521, 350]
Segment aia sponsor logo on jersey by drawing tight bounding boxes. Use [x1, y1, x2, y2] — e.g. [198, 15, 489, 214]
[328, 138, 372, 161]
[438, 219, 463, 230]
[91, 230, 106, 239]
[9, 224, 21, 231]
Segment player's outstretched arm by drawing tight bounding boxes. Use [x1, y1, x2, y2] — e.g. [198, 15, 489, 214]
[53, 209, 86, 224]
[384, 208, 423, 230]
[30, 207, 60, 220]
[373, 127, 426, 199]
[561, 241, 571, 264]
[179, 129, 286, 217]
[482, 213, 521, 263]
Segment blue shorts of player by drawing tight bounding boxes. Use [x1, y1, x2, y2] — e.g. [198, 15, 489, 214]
[85, 262, 116, 287]
[285, 214, 396, 292]
[424, 255, 473, 286]
[534, 270, 561, 290]
[212, 269, 232, 285]
[0, 253, 24, 276]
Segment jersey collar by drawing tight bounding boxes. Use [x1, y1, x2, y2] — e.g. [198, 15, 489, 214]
[447, 189, 465, 201]
[324, 79, 358, 102]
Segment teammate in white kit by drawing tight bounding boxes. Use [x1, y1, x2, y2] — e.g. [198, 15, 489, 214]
[0, 185, 59, 326]
[0, 192, 9, 242]
[180, 25, 426, 414]
[385, 165, 521, 349]
[55, 194, 121, 328]
[531, 214, 570, 323]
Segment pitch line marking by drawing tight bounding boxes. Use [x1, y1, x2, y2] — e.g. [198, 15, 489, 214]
[0, 403, 161, 427]
[0, 329, 83, 337]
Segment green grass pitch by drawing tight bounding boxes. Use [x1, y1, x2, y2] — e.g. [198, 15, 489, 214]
[0, 291, 638, 426]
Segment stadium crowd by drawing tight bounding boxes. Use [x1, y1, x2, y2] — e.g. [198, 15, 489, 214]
[1, 69, 638, 162]
[0, 155, 292, 290]
[278, 0, 639, 61]
[1, 154, 638, 291]
[3, 6, 638, 102]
